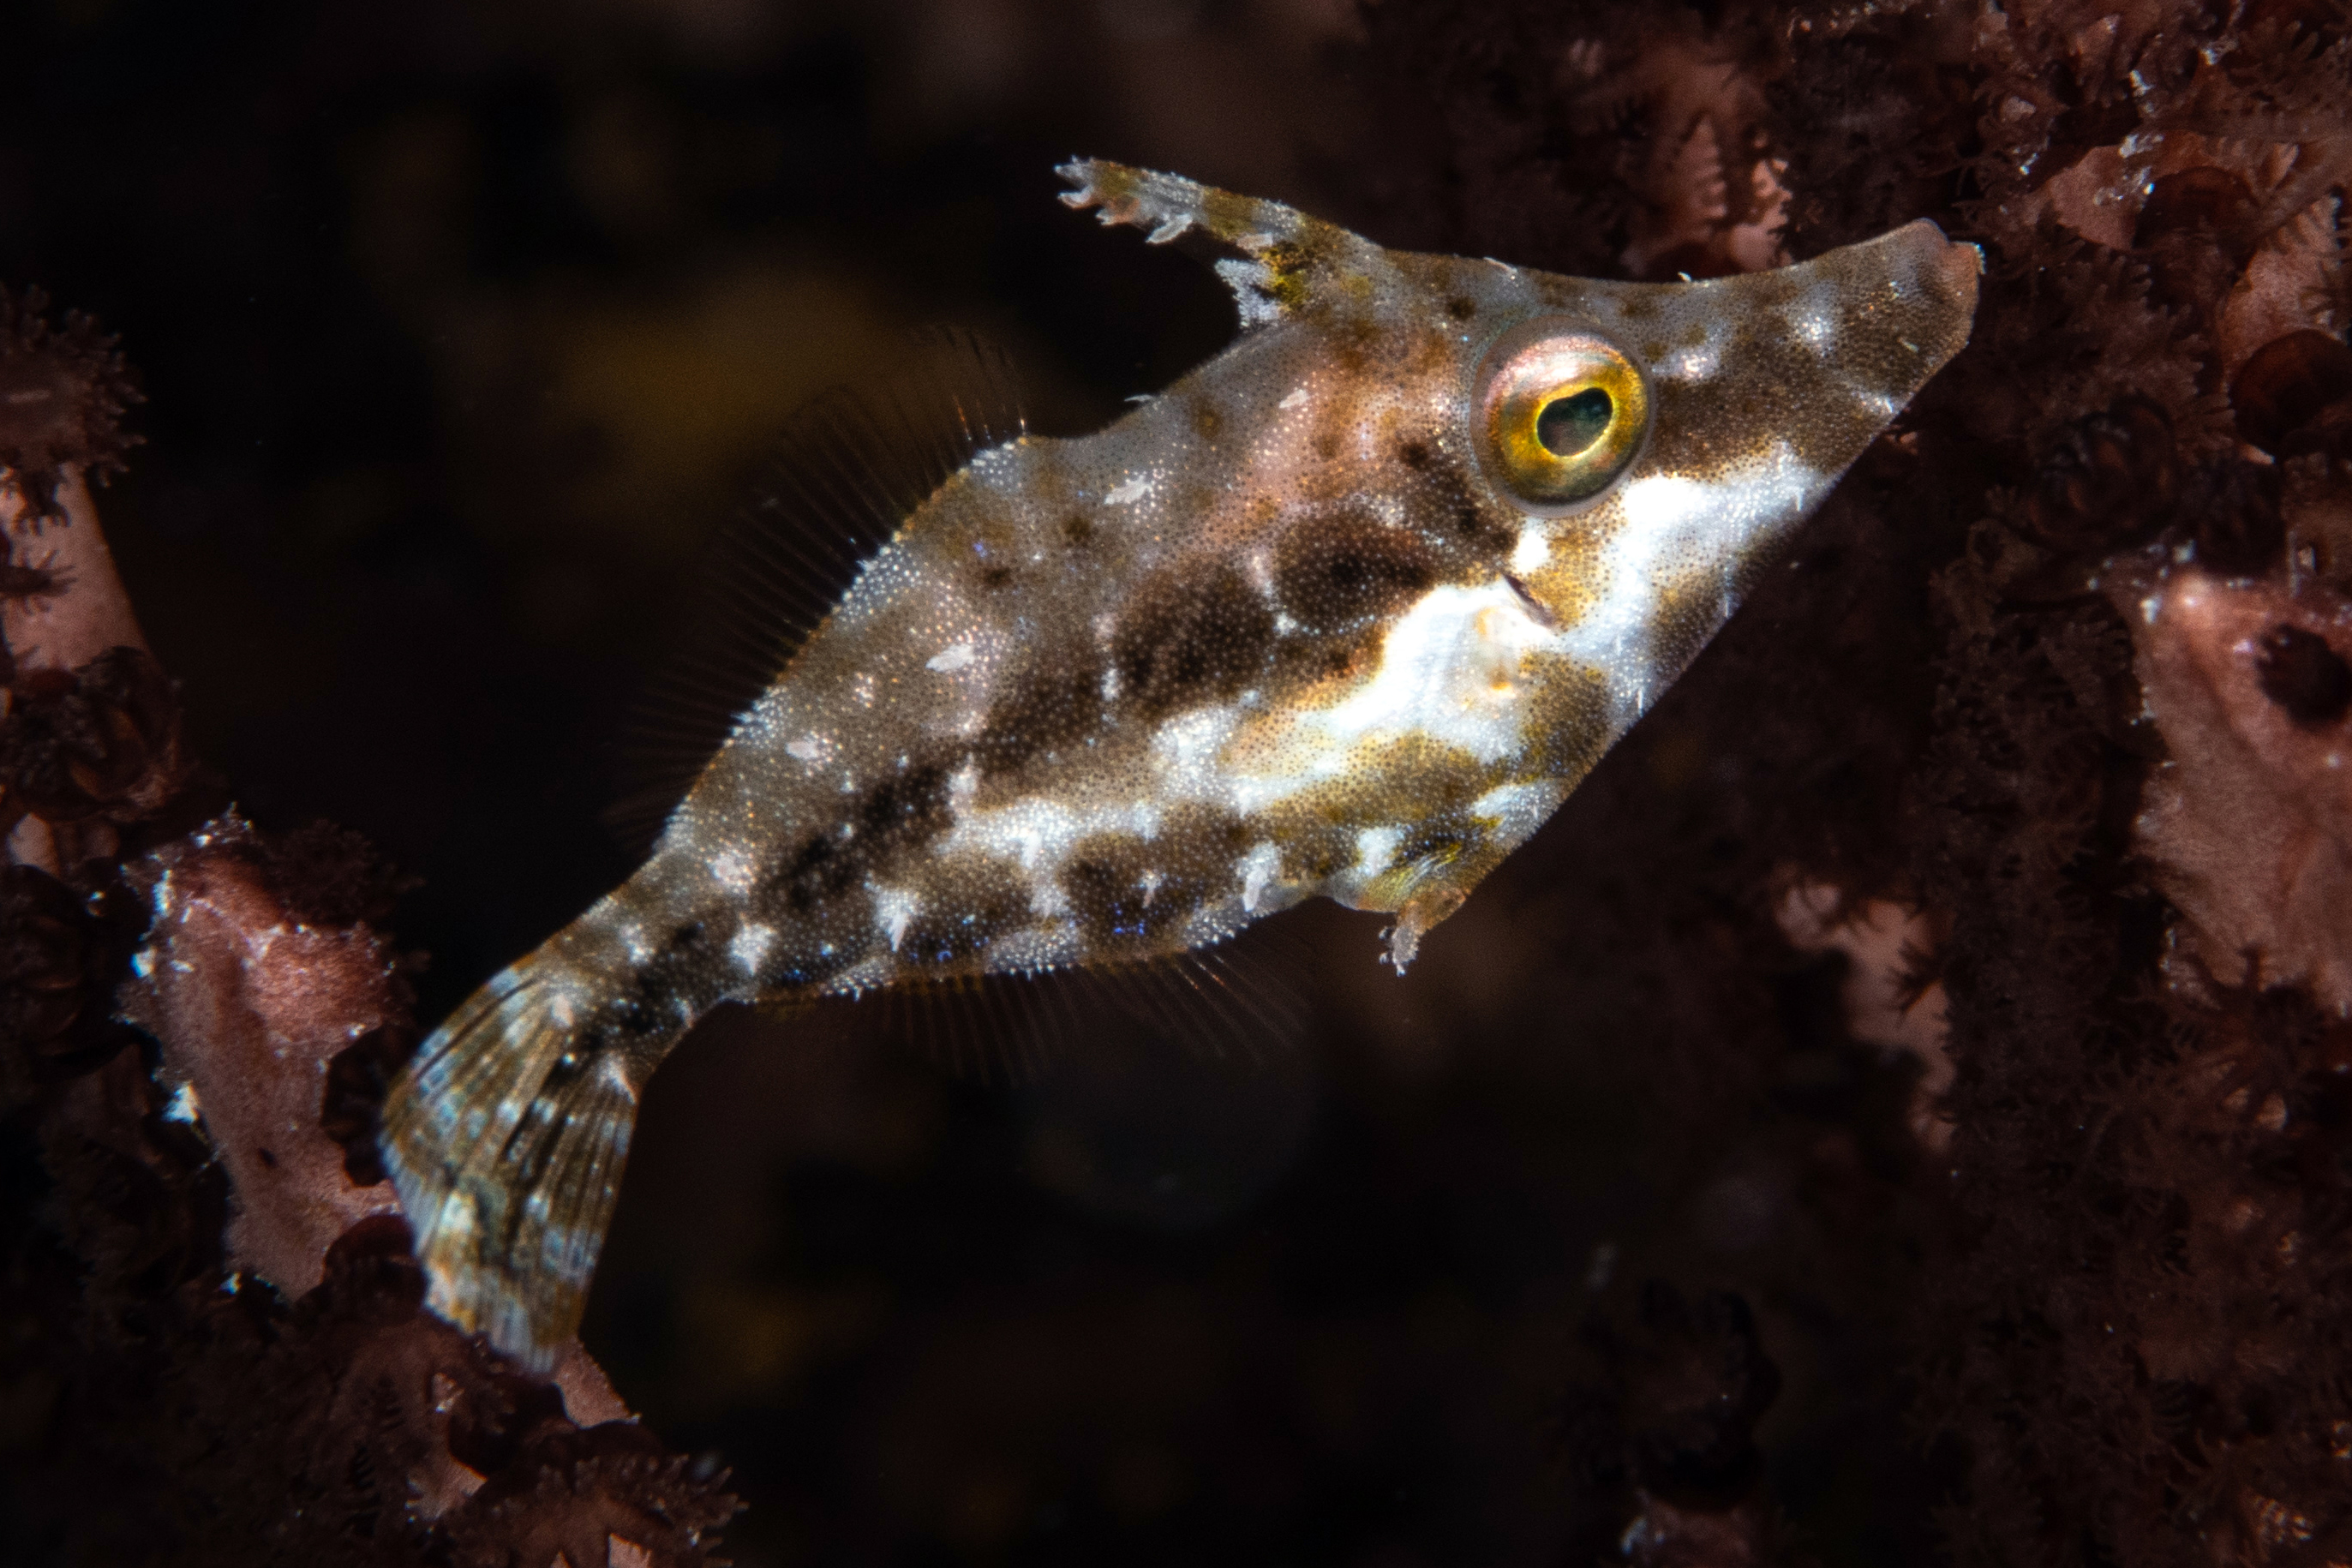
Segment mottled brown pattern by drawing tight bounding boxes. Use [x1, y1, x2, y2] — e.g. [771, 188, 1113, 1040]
[382, 159, 1977, 1369]
[1272, 509, 1440, 632]
[1111, 563, 1278, 720]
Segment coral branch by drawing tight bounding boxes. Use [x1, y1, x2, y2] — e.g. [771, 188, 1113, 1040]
[0, 294, 733, 1564]
[2119, 561, 2352, 1008]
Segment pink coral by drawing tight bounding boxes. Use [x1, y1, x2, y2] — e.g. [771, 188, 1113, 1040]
[2117, 561, 2352, 1008]
[0, 290, 731, 1564]
[117, 816, 410, 1297]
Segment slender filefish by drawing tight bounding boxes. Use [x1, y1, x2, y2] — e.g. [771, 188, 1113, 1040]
[382, 159, 1980, 1368]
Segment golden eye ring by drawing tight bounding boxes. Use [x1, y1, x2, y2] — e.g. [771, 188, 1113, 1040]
[1469, 320, 1652, 514]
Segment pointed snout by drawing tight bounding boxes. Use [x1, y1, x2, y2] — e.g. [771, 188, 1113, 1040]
[1809, 218, 1981, 421]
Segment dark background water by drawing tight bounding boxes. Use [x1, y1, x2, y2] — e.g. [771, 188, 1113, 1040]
[3, 3, 1942, 1562]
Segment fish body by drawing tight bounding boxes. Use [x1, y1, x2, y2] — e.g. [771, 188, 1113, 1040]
[385, 160, 1979, 1367]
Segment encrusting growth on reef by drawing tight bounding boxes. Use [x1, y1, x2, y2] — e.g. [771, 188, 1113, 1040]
[1363, 0, 2352, 1560]
[0, 285, 139, 527]
[0, 290, 737, 1564]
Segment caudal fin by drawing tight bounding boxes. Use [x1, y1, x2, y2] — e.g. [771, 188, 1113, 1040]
[380, 959, 639, 1372]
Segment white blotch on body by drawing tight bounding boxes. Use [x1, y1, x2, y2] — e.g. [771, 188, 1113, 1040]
[1470, 779, 1570, 846]
[1237, 841, 1282, 913]
[786, 733, 830, 763]
[1854, 387, 1901, 420]
[1154, 705, 1242, 793]
[1789, 284, 1841, 354]
[1355, 825, 1404, 877]
[1559, 441, 1823, 727]
[1660, 338, 1722, 381]
[709, 847, 756, 895]
[1218, 257, 1283, 326]
[871, 885, 920, 952]
[730, 922, 775, 976]
[1230, 579, 1567, 806]
[1511, 524, 1550, 576]
[1106, 475, 1152, 505]
[927, 643, 976, 673]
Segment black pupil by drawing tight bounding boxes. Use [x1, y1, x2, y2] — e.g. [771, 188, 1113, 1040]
[1536, 388, 1613, 458]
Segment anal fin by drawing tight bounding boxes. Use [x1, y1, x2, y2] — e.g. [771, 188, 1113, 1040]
[835, 917, 1316, 1082]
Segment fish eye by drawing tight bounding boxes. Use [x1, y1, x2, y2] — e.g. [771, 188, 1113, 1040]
[1471, 321, 1651, 512]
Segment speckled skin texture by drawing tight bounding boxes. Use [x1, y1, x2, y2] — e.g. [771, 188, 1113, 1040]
[383, 159, 1978, 1368]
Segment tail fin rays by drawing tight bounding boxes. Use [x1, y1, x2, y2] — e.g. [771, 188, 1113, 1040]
[381, 960, 638, 1373]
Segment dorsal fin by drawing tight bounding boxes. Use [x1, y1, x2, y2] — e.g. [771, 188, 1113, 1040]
[607, 327, 1026, 853]
[1057, 159, 1374, 332]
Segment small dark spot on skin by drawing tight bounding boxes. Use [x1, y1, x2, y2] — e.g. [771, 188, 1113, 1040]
[0, 559, 57, 599]
[1314, 433, 1341, 461]
[1387, 432, 1515, 559]
[1427, 462, 1517, 554]
[1445, 296, 1477, 322]
[2256, 624, 2352, 725]
[770, 763, 952, 913]
[622, 973, 672, 1033]
[976, 653, 1103, 775]
[1397, 440, 1434, 471]
[1065, 857, 1194, 949]
[897, 884, 1026, 969]
[1333, 315, 1382, 356]
[1191, 398, 1224, 441]
[979, 564, 1014, 589]
[622, 921, 716, 1031]
[258, 1147, 278, 1169]
[1111, 563, 1278, 721]
[1062, 513, 1095, 547]
[1274, 510, 1439, 633]
[1451, 500, 1493, 544]
[1059, 814, 1243, 951]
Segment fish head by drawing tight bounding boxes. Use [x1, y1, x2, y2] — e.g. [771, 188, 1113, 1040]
[1062, 162, 1975, 629]
[1438, 225, 1981, 696]
[1055, 165, 1980, 965]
